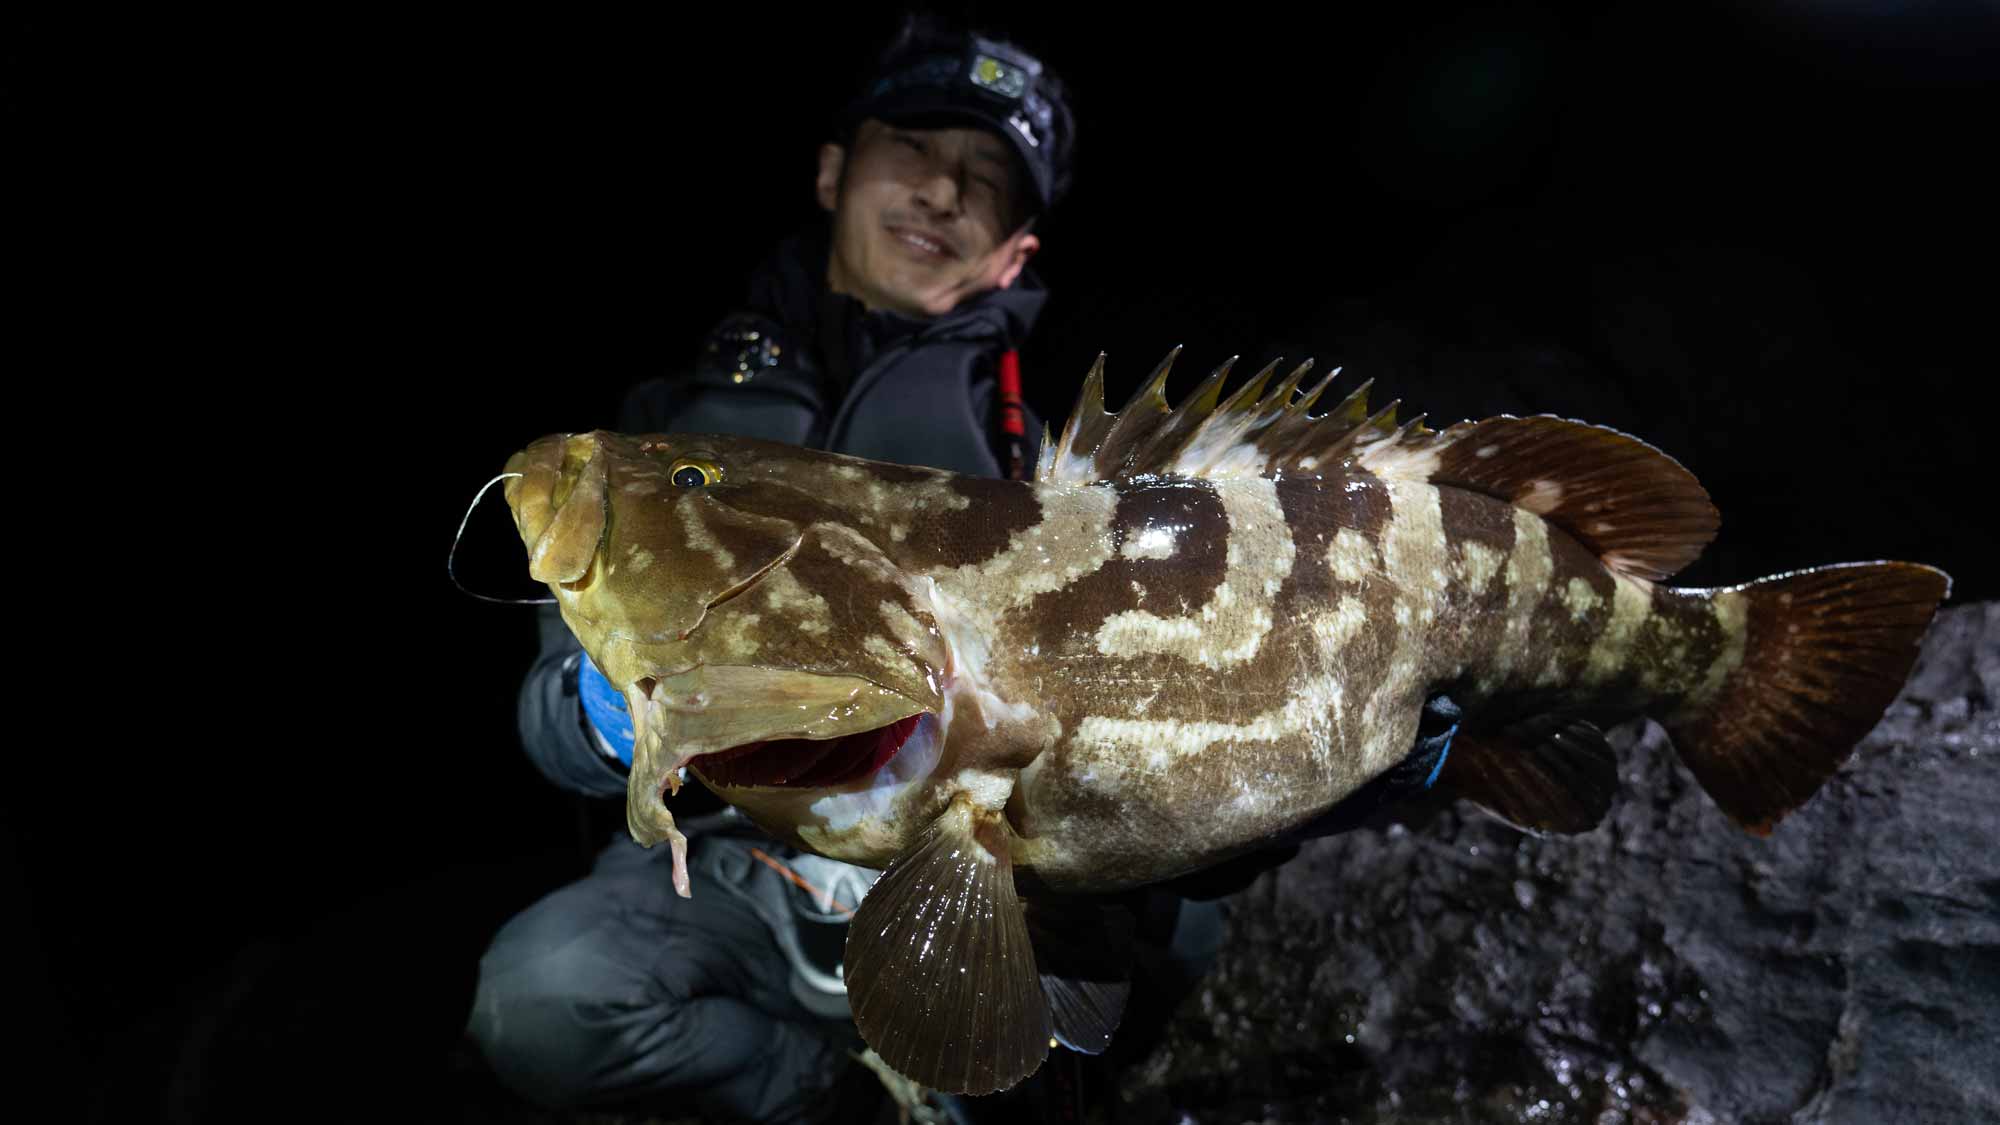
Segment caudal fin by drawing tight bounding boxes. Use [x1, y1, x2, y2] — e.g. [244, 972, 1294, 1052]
[1662, 561, 1950, 834]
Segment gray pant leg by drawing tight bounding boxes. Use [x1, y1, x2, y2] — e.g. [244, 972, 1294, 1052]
[468, 834, 855, 1123]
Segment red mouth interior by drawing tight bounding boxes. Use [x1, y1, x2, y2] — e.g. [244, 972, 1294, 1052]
[690, 715, 922, 789]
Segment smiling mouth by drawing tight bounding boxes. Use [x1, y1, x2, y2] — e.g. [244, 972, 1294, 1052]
[887, 226, 957, 260]
[689, 715, 925, 789]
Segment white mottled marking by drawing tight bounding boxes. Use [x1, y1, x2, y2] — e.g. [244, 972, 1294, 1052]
[1378, 481, 1449, 602]
[877, 600, 930, 654]
[927, 484, 1118, 608]
[1492, 508, 1554, 682]
[1562, 576, 1603, 622]
[863, 635, 903, 668]
[1456, 540, 1502, 594]
[1686, 591, 1750, 708]
[1311, 597, 1367, 658]
[1352, 479, 1450, 773]
[1122, 526, 1178, 560]
[1327, 528, 1377, 583]
[759, 569, 829, 635]
[680, 503, 734, 570]
[1583, 574, 1655, 684]
[1515, 479, 1564, 515]
[1357, 431, 1458, 482]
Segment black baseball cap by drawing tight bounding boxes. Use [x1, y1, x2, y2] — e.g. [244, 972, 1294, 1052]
[837, 33, 1076, 216]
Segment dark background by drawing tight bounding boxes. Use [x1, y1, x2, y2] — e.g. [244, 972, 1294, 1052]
[13, 2, 1995, 1121]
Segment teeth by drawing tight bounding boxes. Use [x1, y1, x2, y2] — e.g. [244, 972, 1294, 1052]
[897, 231, 944, 255]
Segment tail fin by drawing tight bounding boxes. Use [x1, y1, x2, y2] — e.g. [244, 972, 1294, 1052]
[1662, 561, 1951, 834]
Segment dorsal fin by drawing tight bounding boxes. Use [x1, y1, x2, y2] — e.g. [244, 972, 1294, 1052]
[1035, 350, 1719, 581]
[1356, 415, 1719, 580]
[1038, 349, 1382, 484]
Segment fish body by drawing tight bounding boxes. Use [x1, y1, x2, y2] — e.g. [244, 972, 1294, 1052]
[500, 353, 1948, 1094]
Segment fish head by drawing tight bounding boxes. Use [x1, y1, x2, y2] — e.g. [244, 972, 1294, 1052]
[502, 431, 963, 861]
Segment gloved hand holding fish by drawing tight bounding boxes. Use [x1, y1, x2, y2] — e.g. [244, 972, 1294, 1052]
[497, 350, 1949, 1096]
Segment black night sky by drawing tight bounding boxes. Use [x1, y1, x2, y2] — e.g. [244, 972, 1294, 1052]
[13, 3, 1995, 1121]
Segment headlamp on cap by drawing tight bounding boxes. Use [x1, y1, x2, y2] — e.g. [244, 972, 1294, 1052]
[970, 53, 1028, 100]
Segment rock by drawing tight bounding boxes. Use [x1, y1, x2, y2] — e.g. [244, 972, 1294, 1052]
[1123, 603, 1998, 1124]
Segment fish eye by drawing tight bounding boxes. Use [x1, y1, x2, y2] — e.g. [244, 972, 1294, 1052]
[669, 458, 721, 488]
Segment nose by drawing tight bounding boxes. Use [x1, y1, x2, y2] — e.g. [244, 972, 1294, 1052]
[911, 156, 965, 218]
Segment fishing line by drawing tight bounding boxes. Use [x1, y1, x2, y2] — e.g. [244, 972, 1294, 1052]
[449, 472, 557, 605]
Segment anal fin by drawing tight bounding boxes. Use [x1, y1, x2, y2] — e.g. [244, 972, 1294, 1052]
[844, 797, 1051, 1095]
[1025, 896, 1136, 1056]
[1437, 713, 1619, 835]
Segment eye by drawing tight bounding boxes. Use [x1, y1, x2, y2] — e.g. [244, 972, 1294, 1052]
[670, 458, 721, 488]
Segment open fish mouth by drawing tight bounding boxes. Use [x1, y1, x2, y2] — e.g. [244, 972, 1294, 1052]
[623, 664, 933, 851]
[689, 714, 926, 790]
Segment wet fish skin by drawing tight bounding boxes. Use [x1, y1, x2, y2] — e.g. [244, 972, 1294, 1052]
[500, 354, 1949, 1094]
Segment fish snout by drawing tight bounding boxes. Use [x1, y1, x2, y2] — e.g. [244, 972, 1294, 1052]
[504, 432, 609, 585]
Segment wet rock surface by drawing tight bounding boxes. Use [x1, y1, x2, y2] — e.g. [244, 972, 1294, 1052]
[1122, 602, 1997, 1124]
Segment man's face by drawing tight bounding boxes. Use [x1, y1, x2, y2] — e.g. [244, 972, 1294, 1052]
[817, 118, 1042, 318]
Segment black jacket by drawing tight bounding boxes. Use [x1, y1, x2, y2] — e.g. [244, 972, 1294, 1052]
[518, 225, 1047, 796]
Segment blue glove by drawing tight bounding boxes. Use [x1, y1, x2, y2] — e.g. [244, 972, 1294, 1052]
[577, 654, 637, 767]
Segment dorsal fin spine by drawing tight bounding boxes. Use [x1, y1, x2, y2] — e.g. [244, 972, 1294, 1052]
[1032, 420, 1055, 480]
[1270, 374, 1365, 470]
[1131, 355, 1236, 475]
[1095, 347, 1182, 475]
[1285, 362, 1335, 417]
[1124, 346, 1180, 414]
[1303, 397, 1400, 467]
[1042, 353, 1109, 483]
[1170, 359, 1279, 476]
[1255, 361, 1310, 424]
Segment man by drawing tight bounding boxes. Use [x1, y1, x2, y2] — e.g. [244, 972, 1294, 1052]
[468, 22, 1077, 1124]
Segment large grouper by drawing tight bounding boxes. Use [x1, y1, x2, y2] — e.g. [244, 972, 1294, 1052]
[497, 352, 1949, 1096]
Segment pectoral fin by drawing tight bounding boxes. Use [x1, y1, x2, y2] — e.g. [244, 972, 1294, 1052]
[1437, 714, 1619, 835]
[844, 797, 1052, 1095]
[1024, 896, 1134, 1055]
